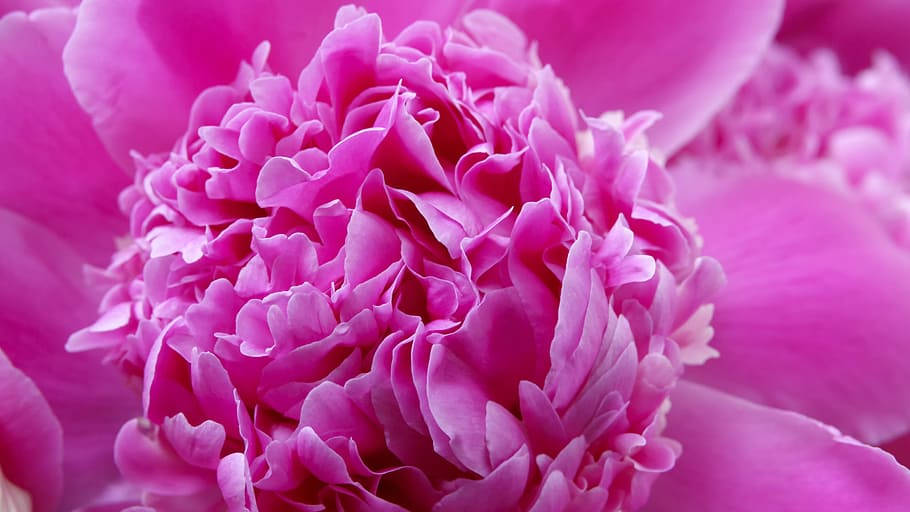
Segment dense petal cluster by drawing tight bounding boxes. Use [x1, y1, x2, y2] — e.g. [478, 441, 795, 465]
[70, 8, 720, 511]
[676, 44, 910, 246]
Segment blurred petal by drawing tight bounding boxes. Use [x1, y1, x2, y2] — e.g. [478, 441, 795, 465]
[678, 175, 910, 443]
[645, 381, 910, 511]
[63, 0, 467, 166]
[781, 0, 910, 73]
[476, 0, 783, 154]
[0, 349, 63, 512]
[0, 0, 75, 16]
[0, 209, 140, 509]
[0, 8, 126, 265]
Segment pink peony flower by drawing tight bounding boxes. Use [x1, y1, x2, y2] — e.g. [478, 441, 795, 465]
[3, 1, 910, 512]
[67, 7, 722, 510]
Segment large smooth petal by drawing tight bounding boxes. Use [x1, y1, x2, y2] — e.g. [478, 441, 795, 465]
[0, 8, 126, 264]
[0, 209, 140, 509]
[0, 349, 63, 512]
[644, 381, 910, 512]
[677, 174, 910, 444]
[781, 0, 910, 73]
[476, 0, 783, 154]
[63, 0, 466, 166]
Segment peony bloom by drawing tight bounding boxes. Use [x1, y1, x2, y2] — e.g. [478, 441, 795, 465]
[3, 1, 910, 511]
[66, 7, 723, 510]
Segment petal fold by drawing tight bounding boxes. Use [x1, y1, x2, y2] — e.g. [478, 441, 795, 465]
[678, 175, 910, 444]
[645, 381, 910, 512]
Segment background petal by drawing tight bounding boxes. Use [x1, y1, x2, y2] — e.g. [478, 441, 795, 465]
[644, 381, 910, 512]
[0, 0, 75, 17]
[63, 0, 467, 167]
[475, 0, 783, 154]
[781, 0, 910, 73]
[0, 349, 63, 512]
[676, 174, 910, 444]
[0, 209, 140, 510]
[0, 7, 126, 265]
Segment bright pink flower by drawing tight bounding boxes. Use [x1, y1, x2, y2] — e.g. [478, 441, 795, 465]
[67, 7, 720, 510]
[4, 1, 910, 512]
[671, 45, 910, 450]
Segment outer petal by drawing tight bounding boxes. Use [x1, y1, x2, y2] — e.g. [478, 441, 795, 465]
[644, 381, 910, 512]
[677, 174, 910, 444]
[476, 0, 783, 154]
[0, 7, 126, 265]
[781, 0, 910, 73]
[62, 0, 467, 166]
[0, 0, 75, 17]
[0, 209, 140, 510]
[0, 349, 63, 512]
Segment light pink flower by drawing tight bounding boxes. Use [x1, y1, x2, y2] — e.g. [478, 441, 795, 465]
[3, 1, 910, 512]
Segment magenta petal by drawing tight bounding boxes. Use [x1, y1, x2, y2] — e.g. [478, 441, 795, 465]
[0, 349, 63, 512]
[0, 209, 139, 509]
[1, 8, 125, 264]
[63, 0, 466, 165]
[679, 175, 910, 444]
[644, 381, 910, 511]
[476, 0, 783, 153]
[781, 0, 910, 73]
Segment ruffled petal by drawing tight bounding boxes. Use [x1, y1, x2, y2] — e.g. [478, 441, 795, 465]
[644, 381, 910, 512]
[0, 7, 126, 264]
[0, 349, 63, 512]
[0, 209, 140, 509]
[781, 0, 910, 73]
[677, 174, 910, 444]
[62, 0, 467, 166]
[476, 0, 783, 154]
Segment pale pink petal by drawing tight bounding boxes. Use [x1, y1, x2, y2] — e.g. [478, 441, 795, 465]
[63, 0, 467, 166]
[476, 0, 783, 154]
[0, 348, 63, 512]
[0, 209, 140, 509]
[644, 381, 910, 512]
[678, 175, 910, 443]
[1, 8, 125, 264]
[781, 0, 910, 73]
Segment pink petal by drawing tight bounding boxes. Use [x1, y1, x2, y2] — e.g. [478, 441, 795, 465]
[678, 175, 910, 444]
[475, 0, 783, 154]
[781, 0, 910, 73]
[63, 0, 467, 166]
[0, 349, 63, 512]
[0, 0, 75, 16]
[0, 209, 140, 509]
[1, 8, 125, 264]
[644, 381, 910, 511]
